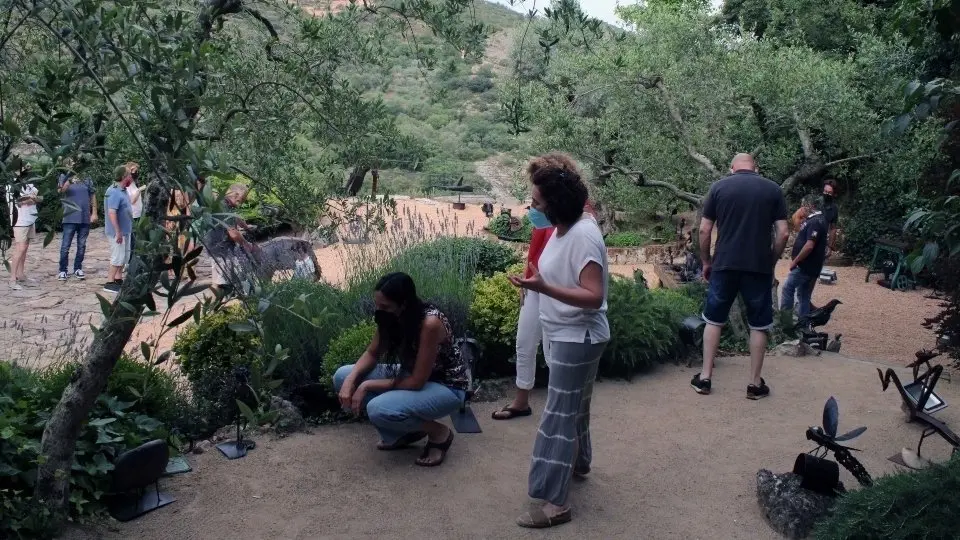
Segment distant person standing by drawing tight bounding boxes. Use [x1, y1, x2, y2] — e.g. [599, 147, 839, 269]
[9, 181, 42, 290]
[693, 153, 789, 400]
[102, 166, 134, 294]
[781, 199, 829, 318]
[57, 158, 98, 281]
[124, 162, 144, 258]
[820, 179, 839, 257]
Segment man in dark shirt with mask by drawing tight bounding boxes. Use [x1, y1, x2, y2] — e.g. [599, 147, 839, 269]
[781, 201, 829, 318]
[820, 179, 839, 257]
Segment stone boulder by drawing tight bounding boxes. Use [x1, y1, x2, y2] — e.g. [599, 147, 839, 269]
[270, 396, 306, 435]
[756, 469, 837, 539]
[776, 340, 819, 357]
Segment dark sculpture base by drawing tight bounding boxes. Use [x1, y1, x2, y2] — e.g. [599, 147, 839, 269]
[450, 407, 482, 434]
[109, 489, 176, 522]
[452, 202, 466, 210]
[217, 440, 254, 460]
[757, 469, 838, 539]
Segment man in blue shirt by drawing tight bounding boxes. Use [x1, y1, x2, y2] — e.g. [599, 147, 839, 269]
[102, 166, 133, 294]
[781, 199, 830, 318]
[57, 157, 98, 281]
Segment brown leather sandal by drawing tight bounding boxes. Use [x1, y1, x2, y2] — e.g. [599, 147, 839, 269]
[415, 430, 454, 467]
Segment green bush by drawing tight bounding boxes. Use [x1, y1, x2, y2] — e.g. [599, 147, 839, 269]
[172, 305, 261, 434]
[813, 453, 960, 540]
[1, 363, 166, 539]
[469, 263, 524, 377]
[321, 322, 377, 390]
[605, 231, 652, 247]
[487, 213, 533, 243]
[258, 280, 358, 391]
[600, 276, 694, 378]
[389, 236, 520, 278]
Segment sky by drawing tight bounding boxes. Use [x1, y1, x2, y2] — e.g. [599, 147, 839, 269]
[488, 0, 723, 26]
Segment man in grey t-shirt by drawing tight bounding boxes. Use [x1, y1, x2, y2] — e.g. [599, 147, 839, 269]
[57, 158, 98, 281]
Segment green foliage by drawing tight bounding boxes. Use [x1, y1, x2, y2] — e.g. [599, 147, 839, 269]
[0, 363, 166, 539]
[172, 305, 262, 433]
[600, 275, 699, 378]
[388, 236, 519, 279]
[813, 453, 960, 540]
[321, 322, 377, 390]
[605, 231, 652, 247]
[487, 213, 533, 243]
[469, 263, 524, 376]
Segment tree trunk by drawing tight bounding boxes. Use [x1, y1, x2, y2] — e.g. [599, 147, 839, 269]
[343, 166, 369, 196]
[370, 168, 379, 196]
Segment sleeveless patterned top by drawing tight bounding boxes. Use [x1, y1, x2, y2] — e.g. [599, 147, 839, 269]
[401, 306, 469, 391]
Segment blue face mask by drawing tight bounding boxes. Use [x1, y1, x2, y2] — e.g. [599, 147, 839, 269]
[527, 207, 553, 229]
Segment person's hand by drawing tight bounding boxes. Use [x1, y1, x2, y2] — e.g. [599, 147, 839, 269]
[338, 380, 355, 409]
[701, 263, 712, 282]
[350, 382, 368, 415]
[115, 233, 123, 244]
[508, 262, 545, 292]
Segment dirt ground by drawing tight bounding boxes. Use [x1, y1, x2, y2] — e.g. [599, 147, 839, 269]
[64, 354, 960, 540]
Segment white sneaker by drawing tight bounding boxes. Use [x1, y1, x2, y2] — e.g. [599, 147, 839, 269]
[74, 269, 86, 280]
[58, 272, 68, 281]
[9, 282, 23, 290]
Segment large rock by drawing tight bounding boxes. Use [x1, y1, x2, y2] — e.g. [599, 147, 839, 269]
[270, 396, 306, 435]
[776, 340, 819, 357]
[756, 469, 836, 539]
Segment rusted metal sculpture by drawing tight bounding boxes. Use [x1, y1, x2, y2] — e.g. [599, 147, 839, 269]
[803, 397, 872, 488]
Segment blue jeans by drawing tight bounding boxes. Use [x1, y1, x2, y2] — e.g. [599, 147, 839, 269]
[59, 223, 90, 273]
[780, 268, 818, 318]
[333, 364, 465, 445]
[702, 270, 774, 330]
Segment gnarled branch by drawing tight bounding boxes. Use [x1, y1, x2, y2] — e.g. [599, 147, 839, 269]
[600, 162, 703, 208]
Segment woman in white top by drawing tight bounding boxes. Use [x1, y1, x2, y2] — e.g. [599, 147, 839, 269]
[508, 153, 609, 529]
[9, 178, 42, 290]
[124, 162, 144, 260]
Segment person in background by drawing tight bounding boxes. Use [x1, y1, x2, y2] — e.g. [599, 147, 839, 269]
[9, 179, 42, 290]
[693, 153, 789, 400]
[333, 272, 468, 467]
[820, 179, 839, 257]
[124, 162, 144, 259]
[102, 166, 133, 294]
[57, 157, 97, 281]
[492, 199, 597, 421]
[204, 183, 253, 291]
[508, 153, 609, 529]
[781, 198, 829, 318]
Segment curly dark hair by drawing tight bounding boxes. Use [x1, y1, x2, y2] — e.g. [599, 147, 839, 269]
[527, 152, 588, 227]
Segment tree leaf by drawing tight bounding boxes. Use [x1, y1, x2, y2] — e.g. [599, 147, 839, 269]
[140, 341, 152, 362]
[167, 308, 196, 328]
[88, 418, 117, 427]
[236, 399, 258, 427]
[95, 293, 114, 317]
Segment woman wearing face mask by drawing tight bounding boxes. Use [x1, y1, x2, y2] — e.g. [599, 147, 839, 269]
[332, 272, 469, 467]
[492, 199, 596, 421]
[507, 153, 609, 528]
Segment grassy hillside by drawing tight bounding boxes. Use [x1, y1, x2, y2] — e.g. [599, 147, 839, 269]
[297, 1, 530, 200]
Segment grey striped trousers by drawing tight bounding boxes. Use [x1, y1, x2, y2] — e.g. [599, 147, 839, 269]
[528, 337, 606, 506]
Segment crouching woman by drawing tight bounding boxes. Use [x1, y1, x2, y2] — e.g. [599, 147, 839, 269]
[333, 272, 469, 467]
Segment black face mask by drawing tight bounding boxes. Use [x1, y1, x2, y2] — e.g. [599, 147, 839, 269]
[822, 193, 834, 203]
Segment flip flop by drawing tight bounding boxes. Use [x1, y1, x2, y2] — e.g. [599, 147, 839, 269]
[415, 430, 454, 467]
[377, 431, 427, 451]
[516, 507, 572, 529]
[491, 405, 533, 420]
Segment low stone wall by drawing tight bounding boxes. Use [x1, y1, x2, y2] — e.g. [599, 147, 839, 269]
[607, 243, 675, 265]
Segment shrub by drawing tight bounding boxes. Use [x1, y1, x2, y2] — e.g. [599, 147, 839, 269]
[321, 322, 377, 390]
[813, 453, 960, 540]
[605, 231, 651, 247]
[600, 276, 693, 378]
[258, 280, 357, 390]
[469, 263, 524, 377]
[487, 213, 533, 243]
[389, 236, 519, 278]
[1, 363, 166, 539]
[172, 305, 262, 434]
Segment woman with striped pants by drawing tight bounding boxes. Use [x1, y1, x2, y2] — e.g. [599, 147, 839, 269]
[508, 153, 609, 528]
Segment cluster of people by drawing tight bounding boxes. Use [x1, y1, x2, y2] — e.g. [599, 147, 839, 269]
[332, 151, 841, 529]
[8, 156, 258, 294]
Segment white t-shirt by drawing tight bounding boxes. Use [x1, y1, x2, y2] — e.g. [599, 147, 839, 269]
[127, 183, 143, 219]
[14, 184, 39, 227]
[537, 215, 610, 343]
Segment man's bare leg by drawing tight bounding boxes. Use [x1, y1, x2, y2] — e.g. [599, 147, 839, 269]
[701, 323, 722, 380]
[748, 329, 768, 387]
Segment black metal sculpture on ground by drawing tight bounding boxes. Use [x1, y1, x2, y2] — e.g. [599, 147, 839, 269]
[449, 336, 482, 434]
[217, 366, 258, 460]
[795, 300, 843, 351]
[878, 349, 959, 467]
[804, 396, 872, 488]
[108, 439, 176, 522]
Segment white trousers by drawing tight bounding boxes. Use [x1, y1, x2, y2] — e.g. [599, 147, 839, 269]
[515, 290, 548, 390]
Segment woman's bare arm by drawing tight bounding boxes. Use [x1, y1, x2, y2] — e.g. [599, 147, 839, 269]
[362, 316, 444, 392]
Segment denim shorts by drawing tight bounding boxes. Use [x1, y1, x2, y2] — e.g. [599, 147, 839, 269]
[702, 270, 774, 331]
